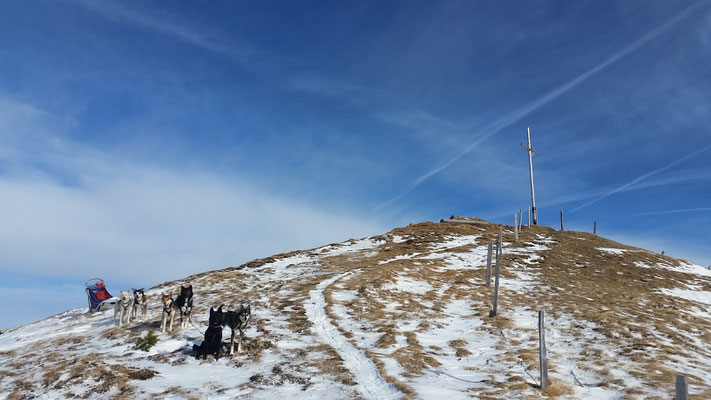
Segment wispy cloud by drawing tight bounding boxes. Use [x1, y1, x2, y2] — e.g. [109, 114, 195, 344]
[289, 76, 381, 100]
[527, 166, 711, 212]
[633, 207, 711, 216]
[0, 97, 386, 286]
[0, 165, 385, 284]
[68, 0, 264, 64]
[570, 143, 711, 212]
[373, 1, 710, 212]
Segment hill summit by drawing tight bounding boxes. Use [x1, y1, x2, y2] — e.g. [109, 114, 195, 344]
[1, 220, 710, 399]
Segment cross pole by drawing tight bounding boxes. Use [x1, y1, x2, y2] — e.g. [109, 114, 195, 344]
[521, 127, 540, 225]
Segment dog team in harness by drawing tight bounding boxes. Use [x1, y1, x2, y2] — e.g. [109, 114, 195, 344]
[193, 303, 252, 360]
[160, 284, 193, 333]
[85, 278, 251, 360]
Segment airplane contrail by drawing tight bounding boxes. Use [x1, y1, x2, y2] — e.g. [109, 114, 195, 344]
[372, 0, 709, 213]
[570, 143, 711, 212]
[633, 207, 711, 216]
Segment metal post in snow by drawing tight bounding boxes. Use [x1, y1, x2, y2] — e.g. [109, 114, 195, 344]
[528, 207, 531, 226]
[486, 241, 493, 287]
[521, 127, 540, 225]
[675, 375, 688, 400]
[518, 209, 523, 231]
[560, 210, 564, 231]
[514, 213, 519, 242]
[539, 310, 549, 389]
[489, 241, 500, 317]
[490, 225, 503, 317]
[593, 221, 597, 235]
[498, 225, 503, 251]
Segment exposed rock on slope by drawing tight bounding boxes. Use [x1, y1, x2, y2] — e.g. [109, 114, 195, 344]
[1, 221, 710, 399]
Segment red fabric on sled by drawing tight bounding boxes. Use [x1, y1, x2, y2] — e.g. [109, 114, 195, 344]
[93, 289, 111, 301]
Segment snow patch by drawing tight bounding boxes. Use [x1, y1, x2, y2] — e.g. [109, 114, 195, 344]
[303, 272, 401, 400]
[430, 235, 480, 251]
[657, 288, 711, 306]
[597, 247, 630, 255]
[382, 276, 434, 295]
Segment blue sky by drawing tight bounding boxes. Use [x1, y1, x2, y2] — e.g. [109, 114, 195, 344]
[1, 0, 710, 329]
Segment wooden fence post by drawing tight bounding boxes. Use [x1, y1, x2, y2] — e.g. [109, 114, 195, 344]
[675, 375, 688, 400]
[514, 213, 519, 242]
[593, 221, 597, 235]
[498, 225, 503, 250]
[489, 243, 500, 317]
[539, 310, 549, 389]
[560, 210, 564, 231]
[528, 207, 531, 226]
[486, 241, 493, 287]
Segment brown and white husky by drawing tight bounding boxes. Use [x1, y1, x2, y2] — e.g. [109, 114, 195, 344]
[160, 292, 180, 333]
[130, 288, 148, 322]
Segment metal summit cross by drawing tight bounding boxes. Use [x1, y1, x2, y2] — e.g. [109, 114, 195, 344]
[521, 127, 540, 225]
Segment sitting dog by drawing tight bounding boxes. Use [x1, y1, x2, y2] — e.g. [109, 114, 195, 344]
[193, 306, 224, 360]
[113, 290, 133, 326]
[223, 304, 251, 355]
[175, 284, 193, 329]
[130, 288, 148, 322]
[160, 292, 179, 333]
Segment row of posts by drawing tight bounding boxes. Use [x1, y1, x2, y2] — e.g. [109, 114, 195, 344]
[483, 223, 687, 394]
[509, 208, 599, 235]
[486, 226, 547, 387]
[511, 209, 599, 237]
[558, 209, 597, 235]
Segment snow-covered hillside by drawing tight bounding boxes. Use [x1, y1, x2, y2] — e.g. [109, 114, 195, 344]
[1, 221, 710, 399]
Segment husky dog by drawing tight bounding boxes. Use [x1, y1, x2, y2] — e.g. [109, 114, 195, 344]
[223, 304, 251, 355]
[130, 288, 148, 322]
[160, 292, 179, 333]
[193, 306, 224, 360]
[175, 284, 193, 329]
[113, 290, 133, 326]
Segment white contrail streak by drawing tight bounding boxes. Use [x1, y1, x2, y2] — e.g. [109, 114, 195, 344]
[69, 0, 259, 63]
[570, 143, 711, 212]
[372, 1, 709, 213]
[633, 208, 711, 216]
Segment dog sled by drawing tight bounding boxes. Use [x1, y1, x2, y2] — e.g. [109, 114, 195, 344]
[85, 278, 119, 312]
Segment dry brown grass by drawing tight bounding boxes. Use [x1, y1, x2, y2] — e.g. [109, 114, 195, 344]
[240, 336, 276, 364]
[148, 221, 711, 397]
[448, 339, 472, 358]
[157, 386, 192, 397]
[518, 226, 711, 392]
[239, 364, 313, 392]
[366, 349, 415, 398]
[541, 377, 575, 398]
[305, 221, 710, 396]
[303, 344, 356, 386]
[8, 378, 35, 398]
[24, 349, 157, 397]
[6, 220, 709, 398]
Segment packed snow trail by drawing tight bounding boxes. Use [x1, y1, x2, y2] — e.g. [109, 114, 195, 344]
[304, 272, 402, 400]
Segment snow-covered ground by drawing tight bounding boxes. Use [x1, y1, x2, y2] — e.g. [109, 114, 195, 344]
[1, 222, 710, 399]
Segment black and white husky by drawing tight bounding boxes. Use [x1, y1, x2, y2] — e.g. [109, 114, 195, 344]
[130, 288, 148, 322]
[113, 290, 132, 326]
[175, 284, 193, 329]
[193, 306, 224, 360]
[160, 292, 179, 333]
[223, 304, 251, 355]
